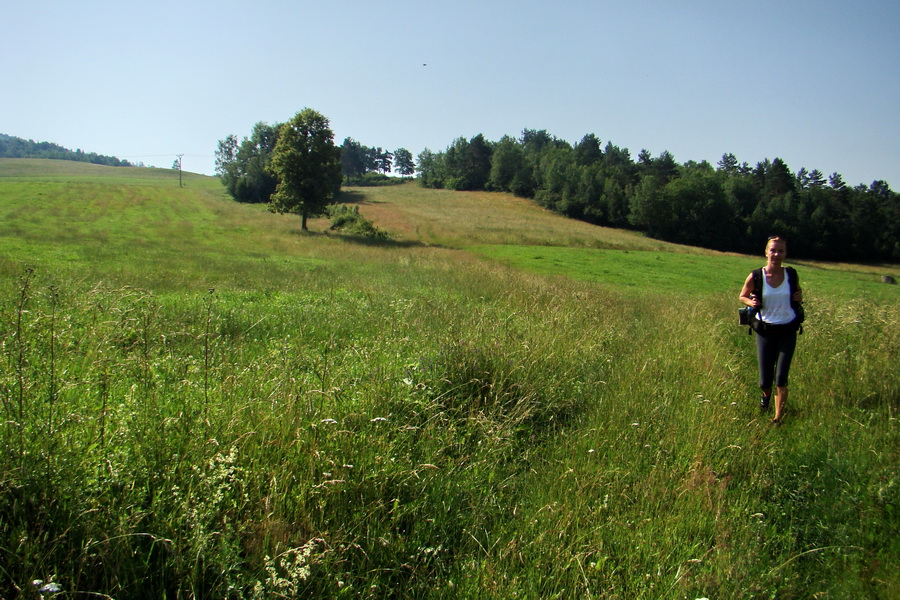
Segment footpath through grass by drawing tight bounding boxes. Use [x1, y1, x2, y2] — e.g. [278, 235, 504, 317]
[1, 160, 897, 599]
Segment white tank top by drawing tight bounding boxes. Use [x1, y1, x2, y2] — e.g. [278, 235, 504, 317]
[760, 269, 796, 325]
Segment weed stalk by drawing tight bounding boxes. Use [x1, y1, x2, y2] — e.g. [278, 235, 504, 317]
[204, 288, 215, 421]
[99, 355, 109, 452]
[13, 268, 34, 462]
[46, 285, 59, 438]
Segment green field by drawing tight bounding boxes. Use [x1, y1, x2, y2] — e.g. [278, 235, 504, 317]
[1, 158, 897, 599]
[474, 244, 898, 301]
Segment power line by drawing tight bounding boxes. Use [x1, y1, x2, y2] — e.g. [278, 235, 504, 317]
[117, 153, 213, 159]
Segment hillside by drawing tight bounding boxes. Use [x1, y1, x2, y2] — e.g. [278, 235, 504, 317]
[0, 134, 134, 166]
[1, 158, 898, 599]
[0, 157, 698, 292]
[2, 158, 893, 297]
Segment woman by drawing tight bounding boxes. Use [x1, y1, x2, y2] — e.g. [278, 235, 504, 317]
[739, 236, 804, 424]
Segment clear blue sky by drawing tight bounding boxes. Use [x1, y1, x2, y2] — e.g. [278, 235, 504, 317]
[3, 0, 898, 188]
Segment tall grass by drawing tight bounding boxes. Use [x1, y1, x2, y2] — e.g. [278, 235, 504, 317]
[453, 290, 898, 599]
[2, 266, 896, 598]
[1, 160, 897, 598]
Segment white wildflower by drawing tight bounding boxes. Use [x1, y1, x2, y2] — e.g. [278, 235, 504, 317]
[254, 539, 321, 597]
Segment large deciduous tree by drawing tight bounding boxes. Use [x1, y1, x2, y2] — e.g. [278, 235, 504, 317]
[268, 109, 342, 231]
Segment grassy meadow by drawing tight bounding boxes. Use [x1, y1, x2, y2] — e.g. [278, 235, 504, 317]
[1, 158, 898, 599]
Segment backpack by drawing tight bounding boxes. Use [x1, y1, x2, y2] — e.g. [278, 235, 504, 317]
[743, 266, 804, 334]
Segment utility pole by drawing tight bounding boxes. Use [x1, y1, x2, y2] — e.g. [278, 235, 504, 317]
[174, 154, 184, 188]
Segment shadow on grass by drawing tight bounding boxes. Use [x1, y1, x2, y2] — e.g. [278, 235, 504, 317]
[335, 190, 380, 205]
[287, 226, 428, 248]
[328, 232, 426, 249]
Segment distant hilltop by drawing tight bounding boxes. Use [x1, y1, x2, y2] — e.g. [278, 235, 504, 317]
[0, 134, 133, 167]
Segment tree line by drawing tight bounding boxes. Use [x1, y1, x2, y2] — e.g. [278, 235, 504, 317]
[416, 131, 899, 262]
[215, 122, 415, 204]
[0, 134, 134, 167]
[214, 118, 897, 262]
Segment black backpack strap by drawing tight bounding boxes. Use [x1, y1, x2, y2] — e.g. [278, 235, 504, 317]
[785, 266, 798, 297]
[747, 268, 763, 335]
[752, 268, 763, 296]
[786, 266, 804, 334]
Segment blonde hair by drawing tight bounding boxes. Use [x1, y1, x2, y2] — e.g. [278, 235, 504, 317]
[766, 235, 787, 249]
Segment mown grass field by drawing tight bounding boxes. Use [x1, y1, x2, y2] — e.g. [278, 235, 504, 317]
[1, 159, 898, 599]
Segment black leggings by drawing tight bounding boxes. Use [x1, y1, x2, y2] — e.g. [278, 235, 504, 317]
[756, 325, 798, 389]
